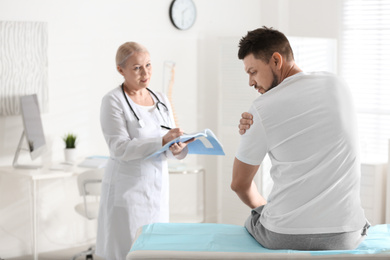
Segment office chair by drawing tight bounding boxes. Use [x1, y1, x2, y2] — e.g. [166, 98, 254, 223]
[72, 169, 104, 260]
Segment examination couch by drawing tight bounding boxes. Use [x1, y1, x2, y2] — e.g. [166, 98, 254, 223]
[127, 223, 390, 260]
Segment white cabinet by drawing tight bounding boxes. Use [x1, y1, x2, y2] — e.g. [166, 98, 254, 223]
[169, 165, 205, 223]
[360, 163, 387, 225]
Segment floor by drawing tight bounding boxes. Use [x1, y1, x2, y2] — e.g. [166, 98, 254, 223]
[6, 245, 105, 260]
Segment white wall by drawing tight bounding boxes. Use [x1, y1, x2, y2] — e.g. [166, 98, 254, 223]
[0, 0, 262, 257]
[260, 0, 342, 38]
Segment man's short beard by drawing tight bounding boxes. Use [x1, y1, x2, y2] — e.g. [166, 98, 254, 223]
[267, 70, 279, 92]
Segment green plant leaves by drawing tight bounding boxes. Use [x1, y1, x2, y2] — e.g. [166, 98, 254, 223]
[63, 133, 77, 148]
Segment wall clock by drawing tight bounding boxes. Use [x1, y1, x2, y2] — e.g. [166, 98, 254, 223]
[169, 0, 197, 30]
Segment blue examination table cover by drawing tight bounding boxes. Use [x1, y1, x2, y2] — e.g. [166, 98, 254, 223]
[130, 223, 390, 256]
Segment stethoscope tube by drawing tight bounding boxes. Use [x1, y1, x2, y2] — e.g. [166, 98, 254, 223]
[121, 83, 169, 127]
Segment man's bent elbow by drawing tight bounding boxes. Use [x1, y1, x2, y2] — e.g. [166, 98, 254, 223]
[230, 182, 237, 192]
[231, 180, 245, 193]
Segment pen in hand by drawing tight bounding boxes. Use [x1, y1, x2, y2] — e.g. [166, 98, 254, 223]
[160, 125, 188, 135]
[160, 125, 172, 131]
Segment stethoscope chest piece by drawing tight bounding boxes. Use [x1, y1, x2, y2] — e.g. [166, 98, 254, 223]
[138, 119, 145, 128]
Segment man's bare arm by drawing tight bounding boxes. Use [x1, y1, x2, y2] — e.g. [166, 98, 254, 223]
[231, 157, 267, 208]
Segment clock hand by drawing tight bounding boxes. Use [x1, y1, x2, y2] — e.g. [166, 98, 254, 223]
[181, 8, 189, 27]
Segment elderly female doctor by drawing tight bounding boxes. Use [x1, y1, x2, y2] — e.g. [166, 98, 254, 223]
[96, 42, 191, 260]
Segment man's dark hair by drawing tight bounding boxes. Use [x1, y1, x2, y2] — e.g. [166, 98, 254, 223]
[238, 26, 294, 63]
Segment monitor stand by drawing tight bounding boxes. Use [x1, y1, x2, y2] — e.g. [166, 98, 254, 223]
[13, 131, 43, 169]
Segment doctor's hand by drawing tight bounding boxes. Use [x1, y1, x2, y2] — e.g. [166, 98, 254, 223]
[162, 128, 184, 146]
[239, 112, 253, 135]
[162, 128, 195, 156]
[169, 139, 193, 156]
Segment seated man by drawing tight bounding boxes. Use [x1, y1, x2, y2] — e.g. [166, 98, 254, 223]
[231, 26, 369, 251]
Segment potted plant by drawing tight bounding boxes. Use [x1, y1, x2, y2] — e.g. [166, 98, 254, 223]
[63, 133, 77, 163]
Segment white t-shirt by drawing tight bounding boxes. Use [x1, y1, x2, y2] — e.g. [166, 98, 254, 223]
[236, 71, 366, 234]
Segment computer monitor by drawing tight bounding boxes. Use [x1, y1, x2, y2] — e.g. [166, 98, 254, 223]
[13, 94, 47, 169]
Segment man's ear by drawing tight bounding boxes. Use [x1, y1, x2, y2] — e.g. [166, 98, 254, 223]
[271, 52, 283, 70]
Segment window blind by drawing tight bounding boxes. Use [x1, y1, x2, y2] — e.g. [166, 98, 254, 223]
[341, 0, 390, 163]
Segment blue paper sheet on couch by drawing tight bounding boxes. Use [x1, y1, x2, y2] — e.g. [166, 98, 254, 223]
[130, 223, 390, 256]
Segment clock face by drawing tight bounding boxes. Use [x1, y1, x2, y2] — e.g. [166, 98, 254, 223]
[169, 0, 197, 30]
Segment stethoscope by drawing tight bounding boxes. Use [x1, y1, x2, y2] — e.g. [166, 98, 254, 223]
[121, 83, 169, 128]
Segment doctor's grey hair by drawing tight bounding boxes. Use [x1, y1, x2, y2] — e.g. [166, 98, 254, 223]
[116, 42, 149, 69]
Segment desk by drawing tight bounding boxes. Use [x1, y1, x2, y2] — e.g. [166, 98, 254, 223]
[169, 164, 205, 223]
[0, 165, 79, 260]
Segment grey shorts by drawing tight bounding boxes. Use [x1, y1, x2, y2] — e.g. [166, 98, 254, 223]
[245, 205, 370, 251]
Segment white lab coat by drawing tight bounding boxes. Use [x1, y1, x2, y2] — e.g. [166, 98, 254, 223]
[96, 86, 186, 260]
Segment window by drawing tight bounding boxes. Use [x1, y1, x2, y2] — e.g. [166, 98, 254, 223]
[341, 0, 390, 163]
